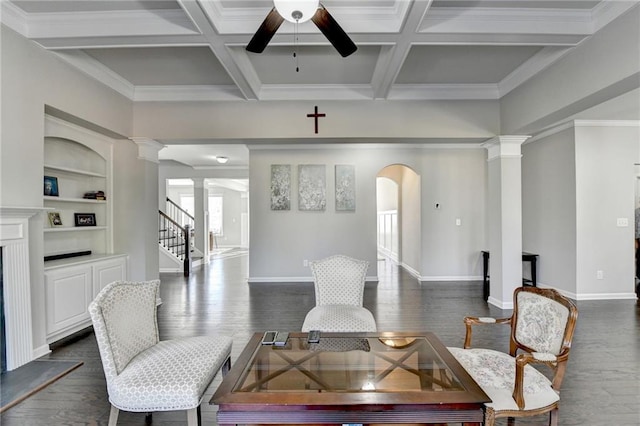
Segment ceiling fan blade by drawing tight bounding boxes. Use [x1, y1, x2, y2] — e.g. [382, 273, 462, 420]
[311, 6, 357, 58]
[246, 7, 285, 54]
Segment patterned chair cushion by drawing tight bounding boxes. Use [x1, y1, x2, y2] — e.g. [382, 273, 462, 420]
[302, 304, 377, 332]
[515, 291, 569, 355]
[110, 335, 232, 412]
[89, 280, 161, 379]
[310, 255, 368, 306]
[448, 347, 559, 411]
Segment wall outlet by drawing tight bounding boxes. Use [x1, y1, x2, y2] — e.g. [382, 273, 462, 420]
[303, 259, 308, 267]
[596, 270, 604, 280]
[455, 218, 461, 226]
[616, 218, 629, 227]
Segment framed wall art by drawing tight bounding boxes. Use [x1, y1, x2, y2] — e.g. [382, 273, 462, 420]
[270, 164, 291, 210]
[335, 165, 356, 211]
[298, 164, 326, 211]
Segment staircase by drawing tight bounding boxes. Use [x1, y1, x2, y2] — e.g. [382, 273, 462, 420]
[159, 198, 196, 276]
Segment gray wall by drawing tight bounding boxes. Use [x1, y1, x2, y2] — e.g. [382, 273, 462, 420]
[522, 122, 639, 299]
[522, 127, 577, 295]
[248, 146, 487, 282]
[575, 123, 639, 297]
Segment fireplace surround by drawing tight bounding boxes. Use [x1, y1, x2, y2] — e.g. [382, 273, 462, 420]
[0, 207, 41, 370]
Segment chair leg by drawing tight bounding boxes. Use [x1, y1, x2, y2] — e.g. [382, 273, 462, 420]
[549, 408, 559, 426]
[222, 356, 231, 376]
[144, 412, 152, 425]
[186, 407, 198, 426]
[107, 405, 119, 426]
[507, 417, 515, 426]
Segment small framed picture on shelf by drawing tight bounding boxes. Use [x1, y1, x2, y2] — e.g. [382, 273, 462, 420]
[44, 176, 59, 196]
[74, 213, 96, 227]
[48, 212, 63, 227]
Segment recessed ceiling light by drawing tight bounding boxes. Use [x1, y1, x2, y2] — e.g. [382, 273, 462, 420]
[216, 156, 229, 164]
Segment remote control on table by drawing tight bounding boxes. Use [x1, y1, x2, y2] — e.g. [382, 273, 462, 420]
[307, 330, 320, 343]
[274, 332, 289, 346]
[261, 331, 277, 345]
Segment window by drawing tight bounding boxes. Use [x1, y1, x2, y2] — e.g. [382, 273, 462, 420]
[209, 196, 223, 235]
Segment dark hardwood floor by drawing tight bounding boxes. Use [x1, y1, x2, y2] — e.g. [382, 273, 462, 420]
[2, 253, 639, 425]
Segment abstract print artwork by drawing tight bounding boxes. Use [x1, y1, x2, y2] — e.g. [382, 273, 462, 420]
[335, 165, 356, 211]
[298, 164, 326, 211]
[270, 164, 291, 210]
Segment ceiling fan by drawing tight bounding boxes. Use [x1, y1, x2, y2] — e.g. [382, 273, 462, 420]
[246, 0, 357, 58]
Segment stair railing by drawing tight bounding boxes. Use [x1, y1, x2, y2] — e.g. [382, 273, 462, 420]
[166, 197, 195, 230]
[158, 210, 193, 276]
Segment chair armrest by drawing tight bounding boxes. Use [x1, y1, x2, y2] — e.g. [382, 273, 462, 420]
[463, 316, 511, 349]
[512, 352, 564, 409]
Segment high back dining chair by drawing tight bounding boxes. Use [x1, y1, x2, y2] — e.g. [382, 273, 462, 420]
[89, 280, 232, 426]
[301, 254, 377, 332]
[448, 286, 578, 426]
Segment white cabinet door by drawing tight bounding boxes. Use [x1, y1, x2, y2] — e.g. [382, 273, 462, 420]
[92, 257, 127, 297]
[45, 265, 93, 336]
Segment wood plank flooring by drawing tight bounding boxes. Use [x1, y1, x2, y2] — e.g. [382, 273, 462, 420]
[1, 253, 639, 425]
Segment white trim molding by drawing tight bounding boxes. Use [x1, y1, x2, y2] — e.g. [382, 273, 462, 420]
[130, 138, 165, 163]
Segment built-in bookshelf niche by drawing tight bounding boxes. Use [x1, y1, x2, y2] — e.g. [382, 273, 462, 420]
[43, 116, 113, 261]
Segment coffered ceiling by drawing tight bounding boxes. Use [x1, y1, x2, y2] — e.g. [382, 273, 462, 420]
[2, 0, 637, 169]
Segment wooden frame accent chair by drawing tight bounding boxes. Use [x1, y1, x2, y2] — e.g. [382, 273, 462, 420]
[449, 287, 578, 426]
[301, 255, 377, 332]
[89, 280, 233, 426]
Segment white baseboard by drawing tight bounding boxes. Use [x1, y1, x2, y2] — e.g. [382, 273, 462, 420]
[419, 275, 484, 282]
[159, 267, 181, 273]
[248, 276, 379, 284]
[33, 344, 52, 360]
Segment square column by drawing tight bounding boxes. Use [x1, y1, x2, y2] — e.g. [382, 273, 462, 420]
[192, 178, 209, 262]
[483, 136, 529, 308]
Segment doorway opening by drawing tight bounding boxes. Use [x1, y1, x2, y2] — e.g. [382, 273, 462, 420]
[376, 164, 421, 274]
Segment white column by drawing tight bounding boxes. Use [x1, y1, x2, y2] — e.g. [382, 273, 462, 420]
[483, 136, 530, 308]
[192, 178, 209, 261]
[130, 138, 164, 279]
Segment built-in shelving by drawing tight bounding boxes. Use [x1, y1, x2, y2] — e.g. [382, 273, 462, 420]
[43, 116, 125, 345]
[44, 164, 106, 178]
[43, 115, 113, 259]
[44, 226, 108, 233]
[44, 196, 106, 204]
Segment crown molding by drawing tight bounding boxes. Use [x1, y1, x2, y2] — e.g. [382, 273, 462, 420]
[592, 0, 640, 32]
[421, 7, 593, 36]
[526, 119, 640, 144]
[134, 85, 244, 102]
[258, 84, 374, 101]
[53, 50, 135, 99]
[18, 9, 199, 39]
[1, 1, 29, 36]
[389, 84, 500, 100]
[499, 46, 573, 97]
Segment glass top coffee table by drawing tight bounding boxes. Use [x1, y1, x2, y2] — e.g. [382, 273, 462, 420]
[211, 332, 489, 425]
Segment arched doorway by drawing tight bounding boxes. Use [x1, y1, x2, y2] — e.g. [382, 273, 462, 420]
[376, 165, 421, 274]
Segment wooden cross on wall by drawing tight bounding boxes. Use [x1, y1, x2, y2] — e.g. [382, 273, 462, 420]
[306, 106, 326, 134]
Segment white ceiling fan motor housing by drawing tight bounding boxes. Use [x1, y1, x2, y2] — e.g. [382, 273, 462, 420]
[274, 0, 320, 23]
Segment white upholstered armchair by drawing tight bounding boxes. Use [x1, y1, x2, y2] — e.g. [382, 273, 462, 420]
[89, 280, 232, 426]
[301, 255, 377, 332]
[448, 286, 578, 426]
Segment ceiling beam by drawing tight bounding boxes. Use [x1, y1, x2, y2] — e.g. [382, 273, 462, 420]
[371, 0, 434, 100]
[177, 0, 261, 101]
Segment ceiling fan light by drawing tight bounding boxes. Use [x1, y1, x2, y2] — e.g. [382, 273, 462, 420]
[216, 156, 229, 164]
[274, 0, 319, 23]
